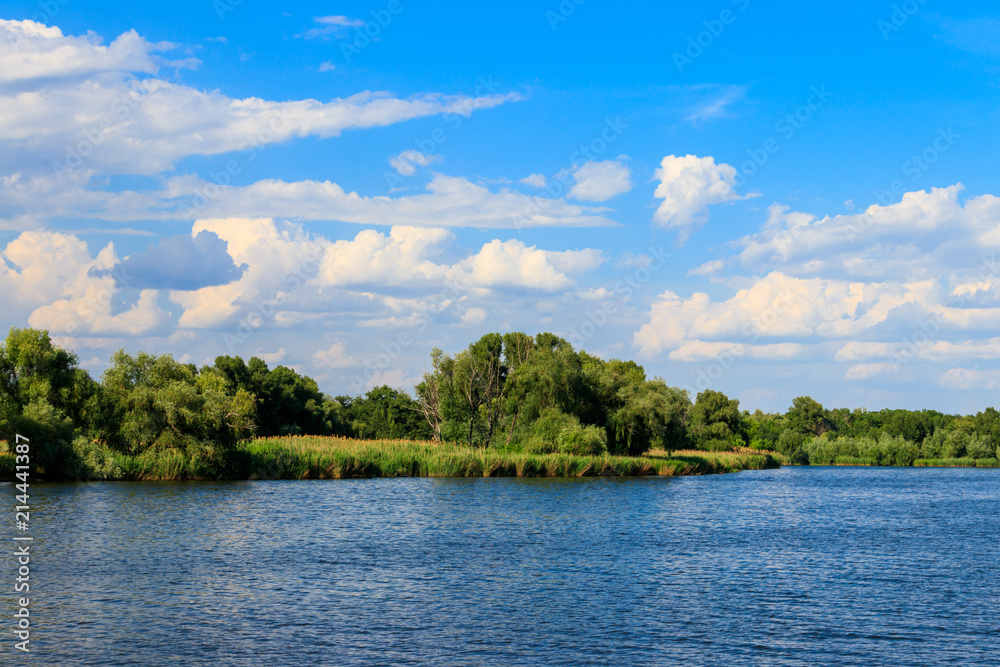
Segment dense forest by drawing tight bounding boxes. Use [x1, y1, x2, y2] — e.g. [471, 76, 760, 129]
[1, 327, 998, 478]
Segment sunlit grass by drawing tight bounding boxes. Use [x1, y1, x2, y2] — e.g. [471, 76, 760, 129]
[0, 437, 782, 481]
[914, 458, 1000, 468]
[235, 437, 781, 480]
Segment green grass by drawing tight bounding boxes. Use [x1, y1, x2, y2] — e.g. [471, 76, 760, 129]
[914, 458, 1000, 468]
[0, 437, 782, 481]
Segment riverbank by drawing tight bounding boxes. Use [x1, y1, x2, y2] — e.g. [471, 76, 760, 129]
[0, 437, 781, 481]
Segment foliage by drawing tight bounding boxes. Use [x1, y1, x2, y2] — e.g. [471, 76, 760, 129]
[690, 390, 744, 451]
[3, 326, 1000, 479]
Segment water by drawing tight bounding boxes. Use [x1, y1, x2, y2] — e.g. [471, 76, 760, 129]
[5, 467, 999, 665]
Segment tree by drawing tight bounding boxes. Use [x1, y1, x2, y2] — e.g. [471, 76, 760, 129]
[689, 390, 743, 451]
[0, 327, 98, 429]
[787, 396, 830, 437]
[98, 350, 257, 454]
[345, 386, 430, 440]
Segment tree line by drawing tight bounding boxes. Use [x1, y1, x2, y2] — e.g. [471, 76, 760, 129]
[1, 328, 998, 475]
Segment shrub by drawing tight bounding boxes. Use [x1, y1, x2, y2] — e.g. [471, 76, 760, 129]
[557, 423, 607, 456]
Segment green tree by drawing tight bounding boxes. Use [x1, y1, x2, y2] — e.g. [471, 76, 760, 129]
[345, 385, 430, 440]
[689, 390, 743, 451]
[787, 396, 830, 437]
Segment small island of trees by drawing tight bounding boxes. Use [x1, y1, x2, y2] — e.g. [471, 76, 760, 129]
[0, 327, 997, 480]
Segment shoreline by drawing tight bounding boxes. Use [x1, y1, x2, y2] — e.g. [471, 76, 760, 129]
[0, 437, 781, 482]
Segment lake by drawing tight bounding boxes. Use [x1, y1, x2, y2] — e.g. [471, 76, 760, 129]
[6, 467, 999, 665]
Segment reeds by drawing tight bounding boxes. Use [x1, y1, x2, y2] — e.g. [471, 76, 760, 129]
[0, 437, 782, 481]
[913, 458, 1000, 468]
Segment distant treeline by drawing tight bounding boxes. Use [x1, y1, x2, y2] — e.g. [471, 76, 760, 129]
[1, 328, 998, 478]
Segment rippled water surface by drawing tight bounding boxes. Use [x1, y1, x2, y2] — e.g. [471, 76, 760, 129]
[7, 467, 1000, 665]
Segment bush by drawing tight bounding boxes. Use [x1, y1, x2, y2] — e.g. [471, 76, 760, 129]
[69, 436, 123, 480]
[557, 423, 607, 456]
[7, 399, 80, 478]
[966, 436, 995, 460]
[777, 429, 807, 456]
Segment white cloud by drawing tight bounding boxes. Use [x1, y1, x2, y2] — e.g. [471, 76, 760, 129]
[318, 61, 336, 72]
[389, 150, 442, 176]
[520, 173, 547, 188]
[667, 341, 807, 362]
[0, 229, 170, 336]
[456, 239, 603, 292]
[0, 20, 158, 87]
[0, 170, 618, 231]
[653, 154, 745, 242]
[732, 185, 1000, 282]
[255, 348, 288, 365]
[568, 159, 633, 202]
[313, 341, 357, 369]
[687, 259, 725, 277]
[634, 271, 937, 358]
[168, 219, 604, 330]
[300, 15, 364, 40]
[845, 362, 899, 381]
[940, 368, 1000, 391]
[461, 308, 487, 325]
[0, 20, 523, 176]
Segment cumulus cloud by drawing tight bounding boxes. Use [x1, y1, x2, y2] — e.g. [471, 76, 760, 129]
[96, 230, 247, 291]
[732, 185, 1000, 282]
[635, 183, 1000, 400]
[653, 154, 745, 241]
[389, 150, 442, 176]
[568, 159, 633, 202]
[634, 271, 938, 358]
[0, 230, 170, 336]
[313, 341, 358, 369]
[167, 219, 604, 330]
[940, 368, 1000, 391]
[0, 20, 158, 87]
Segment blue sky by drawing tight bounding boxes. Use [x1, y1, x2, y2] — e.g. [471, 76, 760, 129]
[2, 0, 1000, 413]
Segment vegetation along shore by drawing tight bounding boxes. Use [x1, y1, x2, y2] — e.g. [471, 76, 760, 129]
[0, 327, 997, 481]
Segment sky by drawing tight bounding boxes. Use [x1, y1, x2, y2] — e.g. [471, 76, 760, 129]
[1, 0, 999, 414]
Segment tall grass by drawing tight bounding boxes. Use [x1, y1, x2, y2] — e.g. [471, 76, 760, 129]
[0, 437, 781, 481]
[914, 458, 999, 468]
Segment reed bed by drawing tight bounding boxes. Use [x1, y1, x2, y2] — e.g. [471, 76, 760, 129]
[913, 458, 1000, 468]
[0, 437, 781, 481]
